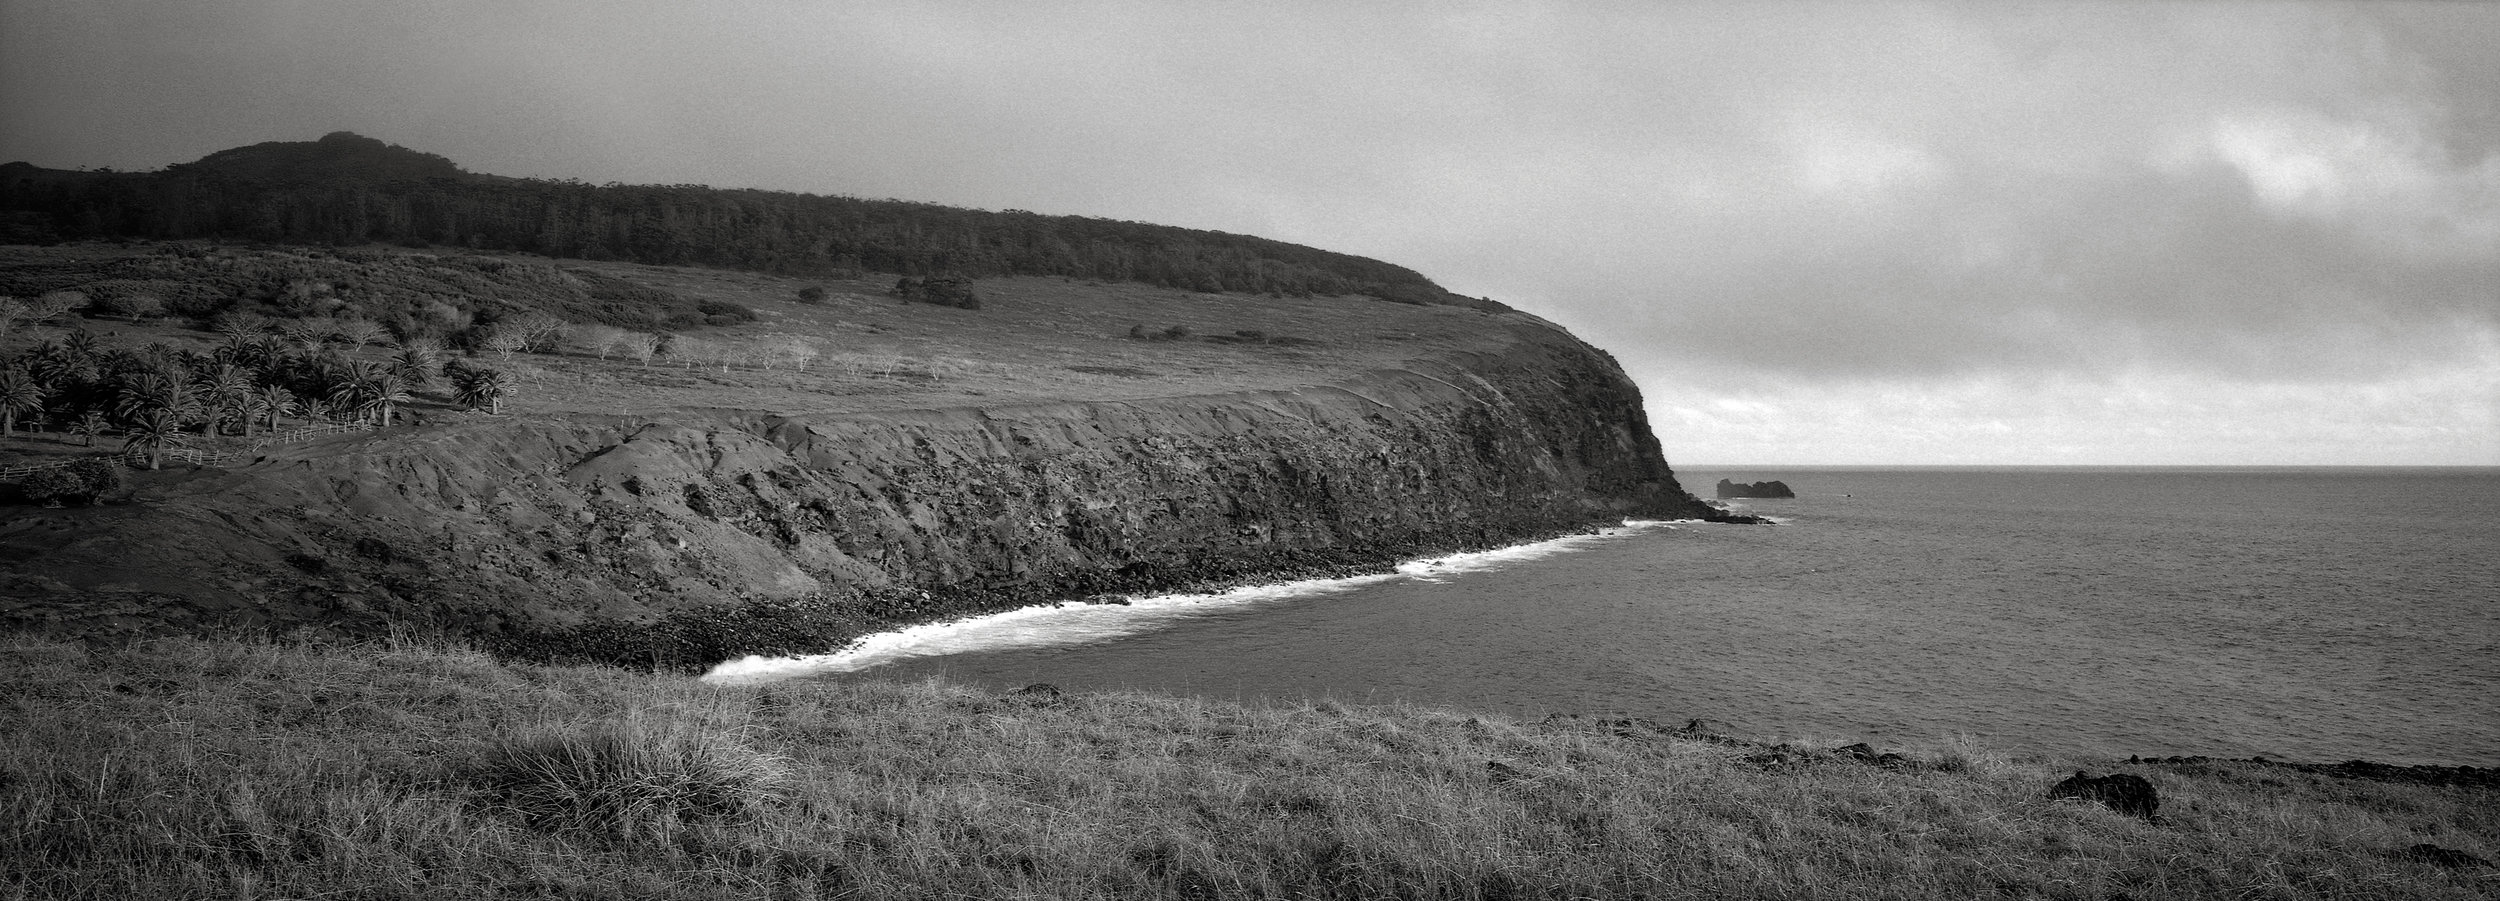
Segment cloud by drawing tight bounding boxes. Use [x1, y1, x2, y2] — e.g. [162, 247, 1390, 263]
[1, 0, 2492, 462]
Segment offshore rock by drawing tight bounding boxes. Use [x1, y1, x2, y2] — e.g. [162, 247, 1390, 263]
[1715, 478, 1795, 499]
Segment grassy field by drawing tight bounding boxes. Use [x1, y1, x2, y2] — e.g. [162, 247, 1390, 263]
[1, 243, 1516, 468]
[5, 633, 2492, 900]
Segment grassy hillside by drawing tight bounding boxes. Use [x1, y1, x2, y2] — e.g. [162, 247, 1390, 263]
[0, 240, 1515, 476]
[5, 633, 2493, 900]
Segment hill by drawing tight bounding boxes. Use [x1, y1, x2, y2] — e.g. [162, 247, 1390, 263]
[0, 132, 1490, 308]
[0, 238, 1716, 663]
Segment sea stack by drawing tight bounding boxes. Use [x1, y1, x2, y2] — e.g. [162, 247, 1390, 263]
[1716, 479, 1796, 499]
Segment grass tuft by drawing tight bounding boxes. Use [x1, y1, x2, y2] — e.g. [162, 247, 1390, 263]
[464, 708, 789, 843]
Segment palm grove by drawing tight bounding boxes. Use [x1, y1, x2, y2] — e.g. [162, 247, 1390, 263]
[0, 292, 516, 495]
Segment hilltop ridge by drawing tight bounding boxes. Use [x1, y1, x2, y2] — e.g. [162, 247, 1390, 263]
[1, 133, 1490, 308]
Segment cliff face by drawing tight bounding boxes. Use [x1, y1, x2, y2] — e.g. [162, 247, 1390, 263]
[0, 326, 1707, 662]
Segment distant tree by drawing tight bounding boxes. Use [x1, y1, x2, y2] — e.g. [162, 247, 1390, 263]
[477, 324, 528, 360]
[334, 318, 390, 350]
[622, 331, 661, 368]
[773, 337, 820, 372]
[31, 291, 89, 322]
[213, 311, 272, 342]
[280, 319, 332, 355]
[504, 312, 569, 353]
[574, 324, 629, 360]
[0, 298, 27, 344]
[0, 368, 48, 437]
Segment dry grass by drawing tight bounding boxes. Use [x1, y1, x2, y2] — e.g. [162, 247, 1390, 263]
[4, 633, 2494, 900]
[3, 248, 1521, 466]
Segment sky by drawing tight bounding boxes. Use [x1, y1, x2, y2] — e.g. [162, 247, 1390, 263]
[3, 1, 2494, 465]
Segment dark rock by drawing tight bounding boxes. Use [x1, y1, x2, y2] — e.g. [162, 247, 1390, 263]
[2049, 771, 2160, 819]
[2401, 843, 2490, 869]
[1715, 478, 1795, 499]
[2139, 755, 2500, 791]
[1835, 742, 1919, 770]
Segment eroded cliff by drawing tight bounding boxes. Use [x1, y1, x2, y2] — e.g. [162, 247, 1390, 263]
[1, 324, 1712, 665]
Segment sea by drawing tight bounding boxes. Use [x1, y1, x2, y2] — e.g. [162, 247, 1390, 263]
[706, 467, 2500, 767]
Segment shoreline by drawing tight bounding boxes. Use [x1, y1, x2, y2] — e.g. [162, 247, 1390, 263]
[702, 518, 1706, 684]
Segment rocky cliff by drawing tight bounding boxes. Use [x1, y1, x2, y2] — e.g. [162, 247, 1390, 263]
[1, 325, 1713, 666]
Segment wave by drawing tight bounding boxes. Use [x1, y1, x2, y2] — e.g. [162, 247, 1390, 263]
[701, 519, 1683, 685]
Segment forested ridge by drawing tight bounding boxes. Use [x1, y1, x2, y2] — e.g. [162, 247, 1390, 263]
[1, 132, 1488, 308]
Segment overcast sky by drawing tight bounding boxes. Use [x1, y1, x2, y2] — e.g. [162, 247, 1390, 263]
[4, 1, 2493, 465]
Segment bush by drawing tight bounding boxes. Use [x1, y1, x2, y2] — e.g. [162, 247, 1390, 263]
[465, 713, 788, 843]
[17, 459, 123, 507]
[892, 275, 981, 310]
[693, 299, 756, 323]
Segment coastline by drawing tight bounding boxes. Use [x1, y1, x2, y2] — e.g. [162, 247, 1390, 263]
[702, 518, 1706, 684]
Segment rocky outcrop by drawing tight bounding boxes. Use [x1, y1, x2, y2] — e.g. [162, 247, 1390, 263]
[1, 326, 1719, 665]
[2048, 771, 2160, 819]
[1715, 479, 1794, 499]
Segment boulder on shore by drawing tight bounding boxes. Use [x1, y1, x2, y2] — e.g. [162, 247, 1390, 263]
[2048, 771, 2160, 819]
[1715, 478, 1795, 499]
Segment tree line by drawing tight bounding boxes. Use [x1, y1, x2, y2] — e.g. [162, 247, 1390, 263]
[0, 133, 1489, 309]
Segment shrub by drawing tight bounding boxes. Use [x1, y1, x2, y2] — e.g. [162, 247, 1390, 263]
[892, 275, 981, 310]
[693, 299, 756, 323]
[17, 459, 124, 506]
[464, 712, 788, 842]
[91, 292, 164, 323]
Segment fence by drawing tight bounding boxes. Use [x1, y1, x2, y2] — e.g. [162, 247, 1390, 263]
[0, 419, 374, 483]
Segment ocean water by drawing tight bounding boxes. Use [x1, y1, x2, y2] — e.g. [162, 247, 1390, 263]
[709, 467, 2500, 766]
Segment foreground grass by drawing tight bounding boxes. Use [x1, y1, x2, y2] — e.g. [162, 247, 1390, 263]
[3, 635, 2492, 900]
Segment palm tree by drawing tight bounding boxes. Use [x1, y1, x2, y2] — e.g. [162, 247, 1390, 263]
[113, 370, 200, 427]
[454, 366, 515, 414]
[0, 368, 47, 438]
[122, 408, 182, 470]
[252, 385, 297, 434]
[390, 341, 439, 387]
[194, 363, 252, 436]
[73, 410, 107, 448]
[330, 364, 411, 428]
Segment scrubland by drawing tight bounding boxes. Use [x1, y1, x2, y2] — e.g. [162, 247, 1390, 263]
[5, 633, 2492, 900]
